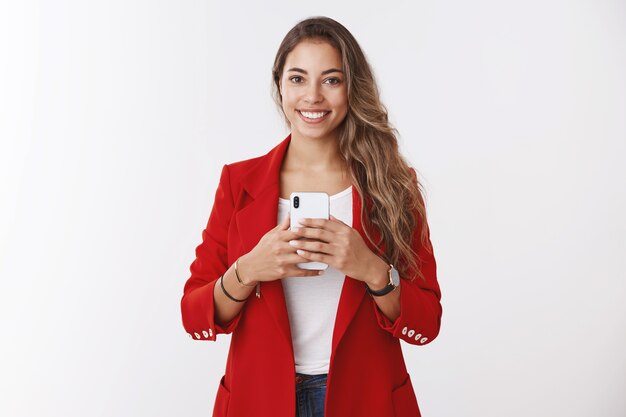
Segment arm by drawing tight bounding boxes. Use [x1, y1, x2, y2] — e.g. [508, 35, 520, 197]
[364, 256, 402, 323]
[180, 164, 248, 341]
[368, 220, 442, 346]
[367, 167, 442, 345]
[212, 254, 257, 326]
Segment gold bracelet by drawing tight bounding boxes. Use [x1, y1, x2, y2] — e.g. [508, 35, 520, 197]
[235, 257, 256, 287]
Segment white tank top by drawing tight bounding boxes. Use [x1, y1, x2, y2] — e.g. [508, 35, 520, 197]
[277, 185, 353, 375]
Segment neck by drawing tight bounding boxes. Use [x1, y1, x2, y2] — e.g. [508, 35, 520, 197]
[283, 132, 346, 173]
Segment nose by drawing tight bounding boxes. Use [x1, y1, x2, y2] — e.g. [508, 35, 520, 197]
[304, 82, 323, 104]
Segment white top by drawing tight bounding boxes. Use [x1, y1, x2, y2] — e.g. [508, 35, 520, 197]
[277, 185, 353, 375]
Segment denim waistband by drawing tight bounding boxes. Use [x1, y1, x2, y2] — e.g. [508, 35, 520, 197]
[295, 373, 328, 390]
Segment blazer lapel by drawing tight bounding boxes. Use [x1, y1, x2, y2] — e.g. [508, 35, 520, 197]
[234, 133, 371, 359]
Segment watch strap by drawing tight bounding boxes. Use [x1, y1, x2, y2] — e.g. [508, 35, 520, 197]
[366, 264, 397, 297]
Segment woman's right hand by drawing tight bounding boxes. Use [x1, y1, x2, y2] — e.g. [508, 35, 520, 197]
[236, 212, 323, 284]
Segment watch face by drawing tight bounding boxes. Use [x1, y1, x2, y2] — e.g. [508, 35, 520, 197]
[390, 266, 400, 286]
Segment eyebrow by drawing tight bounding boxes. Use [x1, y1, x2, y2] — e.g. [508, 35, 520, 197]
[286, 67, 343, 75]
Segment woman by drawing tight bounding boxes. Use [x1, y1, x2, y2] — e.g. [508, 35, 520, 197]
[181, 16, 442, 417]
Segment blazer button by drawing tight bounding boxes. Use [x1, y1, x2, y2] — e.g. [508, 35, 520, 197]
[202, 330, 209, 338]
[402, 326, 408, 335]
[420, 337, 428, 344]
[194, 332, 201, 339]
[414, 333, 422, 341]
[188, 333, 193, 338]
[408, 330, 415, 337]
[209, 328, 213, 337]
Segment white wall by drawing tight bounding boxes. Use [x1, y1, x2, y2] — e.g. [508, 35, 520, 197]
[1, 1, 625, 416]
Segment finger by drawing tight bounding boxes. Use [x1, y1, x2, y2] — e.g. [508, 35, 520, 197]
[293, 237, 322, 244]
[298, 217, 344, 232]
[294, 226, 332, 243]
[294, 248, 329, 265]
[288, 238, 332, 255]
[329, 214, 347, 226]
[282, 254, 326, 277]
[285, 251, 311, 262]
[278, 229, 302, 242]
[287, 268, 324, 277]
[277, 212, 290, 230]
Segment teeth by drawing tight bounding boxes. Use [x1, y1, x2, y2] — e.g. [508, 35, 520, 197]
[300, 111, 328, 119]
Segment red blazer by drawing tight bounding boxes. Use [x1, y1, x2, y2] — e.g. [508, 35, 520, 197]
[181, 133, 442, 417]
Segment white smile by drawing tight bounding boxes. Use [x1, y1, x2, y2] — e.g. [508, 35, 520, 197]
[299, 110, 329, 119]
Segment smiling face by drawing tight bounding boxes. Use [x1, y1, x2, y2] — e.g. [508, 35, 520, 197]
[279, 39, 349, 143]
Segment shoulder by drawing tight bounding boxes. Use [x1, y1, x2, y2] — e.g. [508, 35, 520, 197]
[224, 154, 265, 179]
[222, 138, 285, 181]
[215, 135, 290, 195]
[216, 147, 273, 194]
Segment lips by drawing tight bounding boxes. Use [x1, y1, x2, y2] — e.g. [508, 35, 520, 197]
[297, 110, 331, 123]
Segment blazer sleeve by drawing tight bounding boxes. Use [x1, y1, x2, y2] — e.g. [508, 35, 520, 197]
[180, 164, 243, 341]
[370, 169, 443, 346]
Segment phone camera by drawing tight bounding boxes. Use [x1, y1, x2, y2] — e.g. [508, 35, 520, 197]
[293, 196, 299, 208]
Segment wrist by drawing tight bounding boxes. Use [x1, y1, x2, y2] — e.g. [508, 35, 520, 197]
[365, 255, 390, 291]
[237, 254, 258, 286]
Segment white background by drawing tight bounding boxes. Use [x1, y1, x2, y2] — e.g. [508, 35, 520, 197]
[1, 1, 625, 416]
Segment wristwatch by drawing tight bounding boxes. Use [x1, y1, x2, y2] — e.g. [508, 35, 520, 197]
[366, 264, 400, 297]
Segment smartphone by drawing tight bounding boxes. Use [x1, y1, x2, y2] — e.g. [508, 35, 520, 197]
[290, 191, 329, 270]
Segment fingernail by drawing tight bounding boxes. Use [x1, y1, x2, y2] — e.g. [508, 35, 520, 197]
[289, 240, 298, 247]
[296, 249, 305, 256]
[318, 270, 324, 275]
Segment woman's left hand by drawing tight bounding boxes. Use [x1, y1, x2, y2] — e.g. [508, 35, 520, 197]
[289, 215, 384, 283]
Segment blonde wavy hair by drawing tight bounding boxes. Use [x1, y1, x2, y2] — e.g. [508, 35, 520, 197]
[271, 16, 432, 281]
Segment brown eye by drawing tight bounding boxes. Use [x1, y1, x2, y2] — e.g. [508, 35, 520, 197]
[290, 76, 303, 83]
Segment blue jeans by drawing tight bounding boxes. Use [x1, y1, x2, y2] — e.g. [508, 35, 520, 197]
[295, 373, 327, 417]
